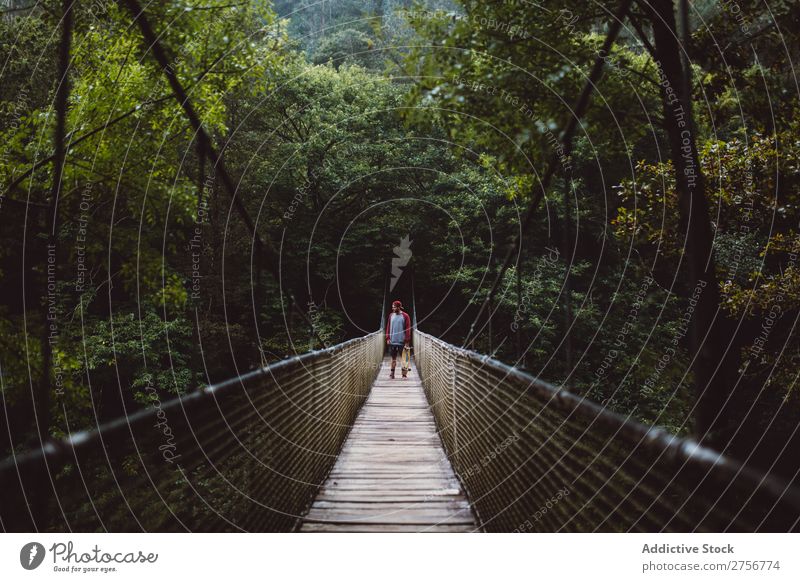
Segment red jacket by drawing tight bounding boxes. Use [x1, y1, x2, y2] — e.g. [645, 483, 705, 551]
[386, 310, 411, 344]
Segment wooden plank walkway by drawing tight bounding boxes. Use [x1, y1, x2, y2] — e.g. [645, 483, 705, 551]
[300, 357, 478, 532]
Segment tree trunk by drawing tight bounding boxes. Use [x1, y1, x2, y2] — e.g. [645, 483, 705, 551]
[37, 0, 73, 444]
[561, 179, 574, 378]
[648, 0, 732, 444]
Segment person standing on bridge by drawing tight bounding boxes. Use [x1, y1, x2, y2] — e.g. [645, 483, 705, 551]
[386, 300, 411, 379]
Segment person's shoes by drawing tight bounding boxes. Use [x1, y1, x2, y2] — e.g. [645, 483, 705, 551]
[389, 371, 395, 379]
[401, 371, 407, 378]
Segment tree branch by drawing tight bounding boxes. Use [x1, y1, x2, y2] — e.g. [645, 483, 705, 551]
[118, 0, 328, 347]
[465, 0, 635, 346]
[1, 94, 173, 202]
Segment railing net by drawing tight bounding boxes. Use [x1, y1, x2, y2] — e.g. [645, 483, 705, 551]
[0, 332, 383, 532]
[413, 330, 800, 532]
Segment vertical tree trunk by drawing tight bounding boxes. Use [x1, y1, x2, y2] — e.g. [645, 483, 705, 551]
[37, 0, 73, 444]
[191, 141, 206, 387]
[286, 295, 294, 357]
[516, 259, 522, 364]
[648, 0, 731, 443]
[487, 295, 492, 354]
[561, 179, 574, 378]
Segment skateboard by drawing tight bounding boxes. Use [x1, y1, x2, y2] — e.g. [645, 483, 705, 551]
[401, 346, 412, 375]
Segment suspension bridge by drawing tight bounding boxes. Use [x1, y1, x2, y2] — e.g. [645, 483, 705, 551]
[2, 309, 800, 533]
[2, 0, 798, 536]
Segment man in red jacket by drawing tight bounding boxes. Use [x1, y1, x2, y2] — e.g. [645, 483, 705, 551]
[386, 300, 411, 379]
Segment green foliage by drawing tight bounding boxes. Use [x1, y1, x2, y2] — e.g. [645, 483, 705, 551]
[79, 311, 197, 401]
[312, 28, 382, 69]
[0, 1, 283, 447]
[2, 0, 799, 482]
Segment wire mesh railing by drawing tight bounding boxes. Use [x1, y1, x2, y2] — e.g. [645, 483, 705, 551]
[0, 332, 384, 532]
[413, 330, 800, 532]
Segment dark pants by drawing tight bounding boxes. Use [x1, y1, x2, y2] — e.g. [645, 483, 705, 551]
[389, 345, 404, 358]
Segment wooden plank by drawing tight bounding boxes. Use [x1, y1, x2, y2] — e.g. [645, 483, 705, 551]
[329, 469, 452, 473]
[314, 494, 463, 503]
[311, 501, 471, 511]
[319, 484, 462, 492]
[303, 512, 475, 525]
[323, 481, 455, 486]
[304, 506, 474, 520]
[300, 523, 477, 533]
[322, 484, 460, 493]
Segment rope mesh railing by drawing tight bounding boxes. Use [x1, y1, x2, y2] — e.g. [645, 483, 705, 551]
[0, 332, 383, 532]
[413, 330, 800, 532]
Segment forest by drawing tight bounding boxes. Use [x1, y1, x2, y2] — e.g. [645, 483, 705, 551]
[1, 0, 799, 492]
